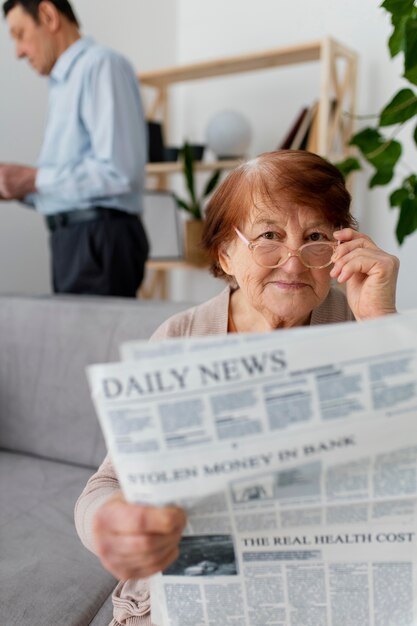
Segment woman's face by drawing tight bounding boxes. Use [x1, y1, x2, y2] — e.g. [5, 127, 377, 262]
[219, 201, 336, 329]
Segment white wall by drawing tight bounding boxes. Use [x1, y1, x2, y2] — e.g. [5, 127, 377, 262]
[0, 0, 177, 294]
[1, 0, 416, 309]
[173, 0, 417, 310]
[0, 15, 49, 294]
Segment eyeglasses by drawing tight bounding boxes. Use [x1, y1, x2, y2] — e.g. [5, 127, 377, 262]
[234, 227, 338, 270]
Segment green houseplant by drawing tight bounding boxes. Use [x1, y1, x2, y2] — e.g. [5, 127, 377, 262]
[174, 142, 221, 219]
[174, 142, 222, 264]
[338, 0, 417, 244]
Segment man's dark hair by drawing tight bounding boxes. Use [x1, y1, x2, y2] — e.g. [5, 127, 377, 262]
[3, 0, 79, 26]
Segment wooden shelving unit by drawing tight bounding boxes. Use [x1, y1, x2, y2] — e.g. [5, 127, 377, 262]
[138, 259, 208, 299]
[138, 37, 358, 298]
[140, 36, 358, 165]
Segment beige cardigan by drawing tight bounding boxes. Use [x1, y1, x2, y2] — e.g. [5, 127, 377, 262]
[74, 286, 354, 626]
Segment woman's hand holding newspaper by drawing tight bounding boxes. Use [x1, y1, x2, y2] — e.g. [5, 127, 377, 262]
[92, 491, 187, 580]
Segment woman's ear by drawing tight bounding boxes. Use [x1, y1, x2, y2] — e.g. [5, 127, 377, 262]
[218, 245, 234, 277]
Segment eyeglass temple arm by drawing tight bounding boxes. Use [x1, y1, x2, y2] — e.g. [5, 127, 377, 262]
[337, 225, 343, 246]
[234, 227, 250, 246]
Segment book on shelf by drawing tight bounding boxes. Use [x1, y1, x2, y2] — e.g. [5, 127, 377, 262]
[306, 103, 320, 152]
[279, 101, 319, 152]
[279, 98, 339, 154]
[307, 99, 338, 154]
[278, 107, 308, 150]
[291, 101, 318, 150]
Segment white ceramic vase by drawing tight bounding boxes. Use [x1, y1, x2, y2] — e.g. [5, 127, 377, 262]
[205, 110, 252, 159]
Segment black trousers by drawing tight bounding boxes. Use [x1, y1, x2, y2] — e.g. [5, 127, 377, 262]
[50, 212, 149, 297]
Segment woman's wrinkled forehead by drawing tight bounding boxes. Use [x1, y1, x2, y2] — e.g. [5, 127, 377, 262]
[241, 196, 331, 230]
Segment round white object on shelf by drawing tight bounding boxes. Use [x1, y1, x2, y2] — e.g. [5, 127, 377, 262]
[205, 110, 252, 159]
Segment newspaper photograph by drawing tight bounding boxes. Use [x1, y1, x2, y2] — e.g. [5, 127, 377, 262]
[87, 310, 417, 626]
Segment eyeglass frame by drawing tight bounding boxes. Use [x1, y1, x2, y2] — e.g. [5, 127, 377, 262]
[233, 226, 339, 270]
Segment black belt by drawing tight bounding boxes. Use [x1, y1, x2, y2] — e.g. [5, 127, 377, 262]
[45, 207, 137, 231]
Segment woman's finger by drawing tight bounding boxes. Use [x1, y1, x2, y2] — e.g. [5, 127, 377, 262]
[101, 541, 181, 580]
[330, 248, 398, 283]
[95, 521, 184, 580]
[331, 236, 377, 265]
[333, 228, 373, 245]
[95, 524, 184, 561]
[94, 499, 187, 537]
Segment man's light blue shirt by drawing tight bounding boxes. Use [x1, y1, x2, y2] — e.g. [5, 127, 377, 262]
[28, 37, 147, 216]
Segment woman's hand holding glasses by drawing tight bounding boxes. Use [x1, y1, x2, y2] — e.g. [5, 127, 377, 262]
[330, 228, 399, 320]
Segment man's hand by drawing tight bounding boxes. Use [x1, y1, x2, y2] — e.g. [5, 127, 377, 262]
[92, 491, 187, 581]
[0, 164, 37, 199]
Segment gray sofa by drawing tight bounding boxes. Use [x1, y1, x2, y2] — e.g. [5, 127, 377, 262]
[0, 294, 191, 626]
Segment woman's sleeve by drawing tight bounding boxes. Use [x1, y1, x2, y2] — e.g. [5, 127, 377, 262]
[74, 456, 155, 625]
[74, 453, 120, 553]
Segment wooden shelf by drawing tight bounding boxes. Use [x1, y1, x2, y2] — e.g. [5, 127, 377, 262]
[139, 36, 358, 160]
[146, 259, 207, 270]
[140, 259, 208, 299]
[146, 159, 241, 175]
[139, 39, 356, 88]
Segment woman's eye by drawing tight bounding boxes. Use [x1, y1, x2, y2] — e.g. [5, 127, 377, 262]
[260, 231, 279, 241]
[307, 232, 327, 242]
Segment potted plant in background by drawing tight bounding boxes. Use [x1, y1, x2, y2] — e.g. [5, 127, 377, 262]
[174, 142, 222, 265]
[337, 0, 417, 245]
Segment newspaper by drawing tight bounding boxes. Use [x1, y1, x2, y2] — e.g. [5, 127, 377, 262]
[87, 310, 417, 626]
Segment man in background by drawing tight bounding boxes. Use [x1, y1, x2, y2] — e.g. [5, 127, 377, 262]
[0, 0, 149, 297]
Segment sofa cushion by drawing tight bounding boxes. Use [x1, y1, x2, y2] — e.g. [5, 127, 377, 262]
[89, 594, 116, 626]
[0, 295, 190, 467]
[0, 450, 116, 626]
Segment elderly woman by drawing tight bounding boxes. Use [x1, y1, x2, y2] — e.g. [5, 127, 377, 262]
[75, 150, 398, 626]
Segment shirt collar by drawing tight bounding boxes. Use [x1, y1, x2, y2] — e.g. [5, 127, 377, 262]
[50, 36, 94, 83]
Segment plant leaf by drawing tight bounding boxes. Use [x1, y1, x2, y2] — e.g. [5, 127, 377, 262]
[334, 157, 362, 178]
[173, 194, 193, 214]
[390, 186, 410, 207]
[388, 177, 417, 242]
[388, 14, 409, 57]
[404, 17, 417, 85]
[381, 0, 416, 56]
[407, 173, 417, 189]
[379, 88, 417, 125]
[370, 168, 396, 187]
[381, 0, 414, 17]
[396, 196, 417, 244]
[203, 170, 222, 197]
[191, 203, 202, 220]
[350, 127, 401, 187]
[181, 142, 197, 205]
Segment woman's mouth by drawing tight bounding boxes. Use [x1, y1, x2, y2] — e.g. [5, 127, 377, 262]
[272, 280, 308, 290]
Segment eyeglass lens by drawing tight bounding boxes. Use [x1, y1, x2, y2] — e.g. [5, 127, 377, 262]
[254, 241, 334, 268]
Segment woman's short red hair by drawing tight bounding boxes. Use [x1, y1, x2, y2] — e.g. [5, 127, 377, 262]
[202, 149, 357, 281]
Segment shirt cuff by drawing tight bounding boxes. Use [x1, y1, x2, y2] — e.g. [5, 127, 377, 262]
[36, 166, 58, 193]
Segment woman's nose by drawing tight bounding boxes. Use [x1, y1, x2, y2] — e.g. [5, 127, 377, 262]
[279, 250, 306, 270]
